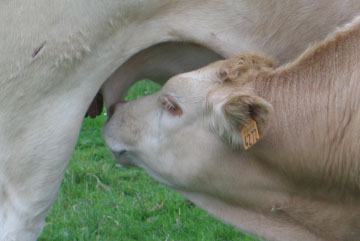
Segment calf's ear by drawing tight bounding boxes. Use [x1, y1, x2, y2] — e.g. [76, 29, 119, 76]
[211, 94, 273, 149]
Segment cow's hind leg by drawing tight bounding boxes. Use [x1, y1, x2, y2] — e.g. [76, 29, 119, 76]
[0, 88, 95, 240]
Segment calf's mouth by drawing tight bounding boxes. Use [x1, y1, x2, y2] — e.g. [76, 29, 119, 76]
[113, 150, 137, 167]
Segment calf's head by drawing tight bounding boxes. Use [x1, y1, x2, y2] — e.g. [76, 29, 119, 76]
[103, 54, 277, 193]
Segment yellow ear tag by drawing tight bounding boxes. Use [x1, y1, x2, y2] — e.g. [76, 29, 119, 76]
[240, 119, 260, 150]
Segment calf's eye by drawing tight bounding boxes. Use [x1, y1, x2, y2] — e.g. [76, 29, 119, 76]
[161, 95, 183, 116]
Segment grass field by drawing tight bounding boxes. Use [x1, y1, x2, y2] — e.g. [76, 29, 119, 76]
[39, 80, 259, 241]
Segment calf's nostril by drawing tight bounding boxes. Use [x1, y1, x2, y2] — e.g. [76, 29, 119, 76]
[113, 149, 129, 161]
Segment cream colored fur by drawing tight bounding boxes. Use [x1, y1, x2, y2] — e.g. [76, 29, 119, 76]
[2, 1, 360, 240]
[104, 15, 360, 241]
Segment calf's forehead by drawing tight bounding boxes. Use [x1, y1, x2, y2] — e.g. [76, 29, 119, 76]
[163, 60, 227, 97]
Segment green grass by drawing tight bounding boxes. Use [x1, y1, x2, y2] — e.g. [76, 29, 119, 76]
[39, 80, 259, 241]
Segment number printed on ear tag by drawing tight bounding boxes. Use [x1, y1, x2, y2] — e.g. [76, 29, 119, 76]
[240, 119, 260, 150]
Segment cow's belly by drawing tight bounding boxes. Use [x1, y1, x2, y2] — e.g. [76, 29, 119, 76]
[102, 42, 223, 110]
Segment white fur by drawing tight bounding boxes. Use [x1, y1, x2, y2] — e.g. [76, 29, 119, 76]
[2, 0, 360, 240]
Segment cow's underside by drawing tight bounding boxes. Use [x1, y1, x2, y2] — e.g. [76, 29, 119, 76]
[1, 0, 360, 240]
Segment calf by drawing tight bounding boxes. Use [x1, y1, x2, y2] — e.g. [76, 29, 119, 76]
[104, 16, 360, 240]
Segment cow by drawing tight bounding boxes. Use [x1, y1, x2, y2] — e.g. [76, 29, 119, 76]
[103, 15, 360, 241]
[1, 0, 360, 240]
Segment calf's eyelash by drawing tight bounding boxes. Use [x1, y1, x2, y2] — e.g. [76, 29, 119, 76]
[165, 102, 176, 111]
[160, 94, 183, 116]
